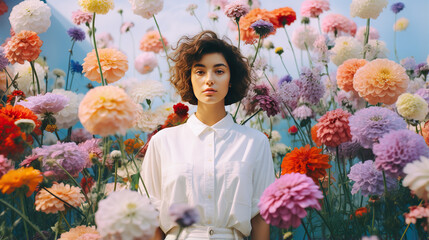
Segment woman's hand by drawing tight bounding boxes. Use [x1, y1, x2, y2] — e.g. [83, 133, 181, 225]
[150, 227, 165, 240]
[251, 214, 270, 240]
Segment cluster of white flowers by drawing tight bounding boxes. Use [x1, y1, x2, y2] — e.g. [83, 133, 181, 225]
[134, 104, 171, 132]
[13, 62, 47, 96]
[128, 80, 166, 104]
[350, 0, 388, 19]
[129, 0, 164, 19]
[330, 36, 361, 66]
[52, 89, 84, 129]
[403, 156, 429, 201]
[9, 0, 51, 34]
[364, 40, 389, 61]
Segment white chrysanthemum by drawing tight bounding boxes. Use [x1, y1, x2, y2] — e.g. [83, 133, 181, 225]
[95, 189, 159, 240]
[271, 130, 281, 143]
[13, 61, 47, 96]
[407, 77, 425, 94]
[9, 0, 51, 34]
[134, 106, 168, 132]
[330, 36, 361, 66]
[271, 143, 290, 158]
[117, 159, 142, 179]
[128, 80, 166, 103]
[129, 0, 164, 19]
[52, 89, 84, 129]
[403, 156, 429, 201]
[350, 0, 388, 20]
[291, 25, 318, 50]
[157, 102, 175, 117]
[365, 39, 388, 61]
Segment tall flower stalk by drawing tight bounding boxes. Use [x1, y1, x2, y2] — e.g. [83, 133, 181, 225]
[65, 40, 76, 90]
[153, 15, 171, 69]
[283, 26, 300, 75]
[91, 13, 106, 86]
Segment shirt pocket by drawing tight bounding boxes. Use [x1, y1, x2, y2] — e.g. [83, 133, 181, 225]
[224, 161, 253, 206]
[162, 162, 192, 202]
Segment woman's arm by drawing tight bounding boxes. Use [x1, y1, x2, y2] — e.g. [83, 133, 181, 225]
[150, 227, 165, 240]
[250, 214, 270, 240]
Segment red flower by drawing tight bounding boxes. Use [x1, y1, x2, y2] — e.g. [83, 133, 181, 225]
[288, 125, 298, 135]
[80, 176, 95, 195]
[351, 207, 368, 219]
[0, 113, 25, 157]
[173, 103, 189, 117]
[0, 104, 41, 135]
[7, 90, 25, 104]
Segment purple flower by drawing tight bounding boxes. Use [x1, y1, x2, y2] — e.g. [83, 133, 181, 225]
[17, 93, 69, 114]
[224, 0, 250, 19]
[78, 138, 102, 168]
[67, 27, 86, 41]
[169, 203, 200, 228]
[348, 160, 397, 196]
[415, 88, 429, 105]
[251, 20, 274, 38]
[278, 75, 292, 87]
[391, 2, 405, 14]
[373, 129, 429, 178]
[327, 139, 362, 160]
[70, 60, 83, 74]
[292, 105, 313, 120]
[349, 107, 407, 149]
[0, 47, 9, 70]
[259, 173, 323, 229]
[253, 95, 280, 117]
[278, 80, 300, 110]
[415, 63, 429, 77]
[297, 67, 325, 105]
[71, 128, 93, 144]
[400, 57, 416, 71]
[253, 84, 270, 95]
[33, 142, 87, 179]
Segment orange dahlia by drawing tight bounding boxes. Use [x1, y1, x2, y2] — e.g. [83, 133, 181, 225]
[422, 121, 429, 147]
[0, 167, 43, 197]
[139, 30, 168, 53]
[270, 7, 297, 28]
[124, 137, 144, 155]
[239, 8, 279, 44]
[4, 30, 43, 64]
[336, 58, 367, 93]
[0, 113, 26, 157]
[353, 59, 409, 105]
[59, 226, 100, 240]
[82, 48, 128, 84]
[0, 104, 41, 135]
[316, 109, 352, 147]
[35, 182, 85, 214]
[311, 124, 322, 147]
[281, 145, 331, 183]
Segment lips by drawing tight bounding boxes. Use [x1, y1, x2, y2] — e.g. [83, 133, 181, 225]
[203, 88, 217, 94]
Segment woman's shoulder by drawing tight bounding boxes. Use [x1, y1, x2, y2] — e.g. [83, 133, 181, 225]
[232, 123, 269, 143]
[150, 123, 188, 141]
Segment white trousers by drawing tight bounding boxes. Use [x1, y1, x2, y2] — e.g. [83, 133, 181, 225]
[165, 225, 245, 240]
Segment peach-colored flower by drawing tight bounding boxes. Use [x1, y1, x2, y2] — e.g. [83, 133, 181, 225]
[337, 59, 368, 93]
[78, 85, 138, 137]
[353, 59, 409, 105]
[316, 109, 352, 147]
[4, 30, 43, 64]
[239, 8, 279, 44]
[35, 182, 84, 214]
[422, 121, 429, 147]
[59, 226, 100, 240]
[0, 0, 7, 16]
[139, 30, 168, 53]
[82, 48, 128, 84]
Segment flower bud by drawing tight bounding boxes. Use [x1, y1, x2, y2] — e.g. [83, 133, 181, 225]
[14, 119, 36, 134]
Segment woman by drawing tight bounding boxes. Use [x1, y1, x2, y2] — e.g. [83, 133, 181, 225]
[141, 31, 275, 240]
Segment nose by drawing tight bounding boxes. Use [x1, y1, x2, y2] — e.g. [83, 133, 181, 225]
[205, 71, 215, 87]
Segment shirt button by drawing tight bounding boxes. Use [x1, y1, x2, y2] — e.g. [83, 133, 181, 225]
[208, 194, 212, 199]
[207, 220, 212, 224]
[208, 159, 213, 162]
[209, 229, 214, 235]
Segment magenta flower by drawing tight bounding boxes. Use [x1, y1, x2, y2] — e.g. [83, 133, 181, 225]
[259, 173, 323, 229]
[17, 93, 69, 114]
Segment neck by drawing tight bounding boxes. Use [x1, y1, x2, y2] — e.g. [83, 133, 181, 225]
[195, 102, 227, 126]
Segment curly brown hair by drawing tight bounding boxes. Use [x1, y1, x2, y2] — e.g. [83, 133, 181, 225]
[169, 30, 252, 105]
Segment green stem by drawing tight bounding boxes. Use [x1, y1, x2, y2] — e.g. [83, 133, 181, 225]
[314, 210, 335, 239]
[250, 36, 262, 68]
[175, 227, 184, 240]
[279, 56, 290, 75]
[91, 12, 106, 86]
[19, 192, 29, 240]
[317, 16, 322, 34]
[283, 26, 300, 75]
[304, 42, 313, 68]
[394, 14, 399, 62]
[60, 211, 71, 230]
[153, 15, 171, 69]
[236, 18, 241, 51]
[29, 61, 41, 94]
[131, 158, 151, 198]
[65, 40, 76, 90]
[301, 220, 311, 239]
[41, 186, 87, 219]
[318, 179, 331, 216]
[232, 101, 241, 122]
[382, 170, 388, 197]
[54, 212, 61, 240]
[371, 203, 375, 234]
[363, 18, 371, 59]
[240, 109, 262, 125]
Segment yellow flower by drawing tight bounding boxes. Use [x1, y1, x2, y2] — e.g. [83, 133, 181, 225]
[396, 93, 428, 121]
[78, 0, 114, 15]
[393, 17, 409, 31]
[274, 47, 284, 55]
[0, 167, 43, 197]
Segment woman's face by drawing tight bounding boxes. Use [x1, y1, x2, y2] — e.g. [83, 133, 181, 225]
[191, 53, 231, 106]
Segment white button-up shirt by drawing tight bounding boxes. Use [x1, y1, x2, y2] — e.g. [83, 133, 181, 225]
[140, 113, 275, 237]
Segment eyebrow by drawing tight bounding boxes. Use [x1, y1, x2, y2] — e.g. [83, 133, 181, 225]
[193, 63, 228, 68]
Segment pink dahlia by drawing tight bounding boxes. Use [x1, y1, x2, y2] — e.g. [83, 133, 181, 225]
[224, 0, 250, 19]
[0, 155, 14, 178]
[300, 0, 330, 18]
[259, 172, 323, 228]
[17, 93, 69, 114]
[78, 138, 102, 168]
[71, 10, 93, 25]
[316, 108, 352, 147]
[321, 13, 355, 37]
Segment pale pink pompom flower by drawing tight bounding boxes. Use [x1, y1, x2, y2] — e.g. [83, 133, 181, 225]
[0, 155, 14, 178]
[120, 22, 134, 34]
[224, 0, 250, 19]
[135, 52, 158, 74]
[300, 0, 330, 18]
[322, 13, 355, 37]
[71, 10, 93, 25]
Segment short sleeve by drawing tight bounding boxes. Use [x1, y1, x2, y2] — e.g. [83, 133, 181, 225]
[251, 137, 275, 218]
[140, 136, 162, 211]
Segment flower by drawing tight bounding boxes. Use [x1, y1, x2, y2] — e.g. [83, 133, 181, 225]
[311, 125, 322, 147]
[274, 47, 284, 55]
[401, 57, 417, 71]
[129, 0, 164, 19]
[270, 7, 296, 27]
[9, 0, 51, 34]
[396, 93, 428, 121]
[316, 109, 352, 147]
[238, 8, 278, 44]
[292, 105, 313, 120]
[18, 92, 69, 114]
[356, 26, 379, 42]
[78, 86, 138, 136]
[393, 17, 409, 31]
[33, 142, 87, 179]
[253, 95, 280, 117]
[374, 129, 429, 177]
[0, 47, 9, 70]
[71, 60, 83, 74]
[288, 125, 298, 135]
[71, 128, 93, 144]
[337, 58, 368, 93]
[301, 0, 330, 18]
[0, 104, 42, 135]
[415, 63, 429, 78]
[408, 78, 426, 94]
[0, 113, 26, 156]
[281, 145, 331, 183]
[349, 107, 407, 148]
[71, 10, 93, 25]
[330, 36, 361, 66]
[124, 137, 144, 155]
[250, 20, 274, 38]
[291, 25, 318, 50]
[35, 182, 84, 214]
[0, 167, 43, 197]
[95, 189, 159, 240]
[365, 40, 389, 60]
[0, 155, 14, 178]
[259, 173, 323, 228]
[353, 59, 409, 105]
[208, 12, 219, 21]
[67, 27, 86, 41]
[297, 67, 325, 105]
[82, 48, 128, 84]
[12, 61, 47, 96]
[128, 80, 166, 104]
[78, 0, 114, 14]
[403, 156, 429, 201]
[404, 205, 429, 226]
[186, 4, 198, 15]
[348, 160, 396, 196]
[0, 0, 7, 16]
[391, 2, 405, 14]
[210, 0, 228, 10]
[332, 139, 362, 160]
[52, 89, 84, 129]
[59, 226, 100, 240]
[96, 32, 114, 48]
[169, 203, 200, 228]
[416, 88, 429, 105]
[350, 0, 388, 19]
[79, 138, 102, 168]
[321, 13, 355, 36]
[139, 30, 168, 53]
[4, 30, 43, 65]
[224, 0, 250, 19]
[134, 52, 158, 74]
[134, 106, 170, 132]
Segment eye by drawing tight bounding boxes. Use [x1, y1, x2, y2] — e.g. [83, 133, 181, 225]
[215, 69, 225, 74]
[195, 70, 205, 75]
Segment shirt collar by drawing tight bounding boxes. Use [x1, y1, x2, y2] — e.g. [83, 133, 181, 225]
[187, 113, 235, 138]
